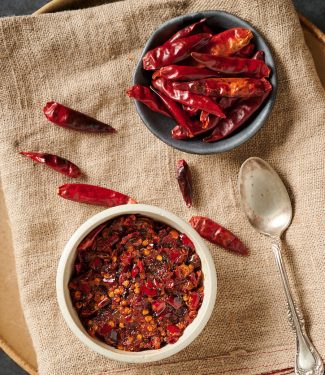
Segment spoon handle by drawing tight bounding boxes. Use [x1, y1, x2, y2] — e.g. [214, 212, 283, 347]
[272, 238, 324, 375]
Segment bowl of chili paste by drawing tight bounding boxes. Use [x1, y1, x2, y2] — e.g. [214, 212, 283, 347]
[57, 204, 217, 362]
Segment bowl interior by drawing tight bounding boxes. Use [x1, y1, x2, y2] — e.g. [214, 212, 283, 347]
[56, 204, 217, 363]
[133, 11, 277, 154]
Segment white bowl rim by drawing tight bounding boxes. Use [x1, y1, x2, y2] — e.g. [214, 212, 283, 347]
[56, 204, 217, 363]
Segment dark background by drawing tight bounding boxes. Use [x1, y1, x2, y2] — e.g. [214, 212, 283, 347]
[0, 0, 324, 374]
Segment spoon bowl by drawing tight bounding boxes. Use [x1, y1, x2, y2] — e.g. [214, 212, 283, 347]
[238, 157, 292, 237]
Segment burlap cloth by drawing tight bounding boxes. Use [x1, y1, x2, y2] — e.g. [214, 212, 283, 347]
[0, 0, 324, 374]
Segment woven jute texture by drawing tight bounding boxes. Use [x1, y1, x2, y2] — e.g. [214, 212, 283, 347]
[0, 0, 324, 374]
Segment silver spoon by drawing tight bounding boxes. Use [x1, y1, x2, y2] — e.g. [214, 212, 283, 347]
[238, 157, 324, 375]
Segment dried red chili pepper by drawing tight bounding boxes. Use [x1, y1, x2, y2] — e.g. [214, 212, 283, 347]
[20, 152, 81, 178]
[205, 28, 253, 56]
[176, 160, 193, 207]
[150, 87, 197, 137]
[203, 91, 271, 142]
[173, 77, 272, 98]
[252, 50, 265, 61]
[142, 33, 212, 70]
[58, 184, 137, 207]
[171, 121, 211, 139]
[234, 43, 255, 58]
[182, 104, 199, 116]
[168, 18, 207, 43]
[172, 97, 237, 140]
[153, 65, 218, 81]
[152, 78, 225, 118]
[200, 24, 214, 34]
[126, 84, 171, 117]
[200, 111, 209, 122]
[189, 216, 248, 255]
[43, 102, 112, 133]
[191, 52, 270, 78]
[43, 102, 115, 133]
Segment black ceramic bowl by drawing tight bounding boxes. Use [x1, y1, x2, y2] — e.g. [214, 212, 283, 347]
[133, 11, 277, 154]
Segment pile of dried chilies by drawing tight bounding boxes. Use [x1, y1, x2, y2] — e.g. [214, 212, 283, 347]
[127, 19, 272, 142]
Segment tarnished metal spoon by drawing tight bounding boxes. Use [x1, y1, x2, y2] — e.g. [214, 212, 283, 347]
[238, 157, 324, 375]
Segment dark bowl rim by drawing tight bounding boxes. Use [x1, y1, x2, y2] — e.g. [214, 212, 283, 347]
[133, 10, 277, 155]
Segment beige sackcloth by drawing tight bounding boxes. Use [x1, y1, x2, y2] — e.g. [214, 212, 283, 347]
[0, 0, 324, 374]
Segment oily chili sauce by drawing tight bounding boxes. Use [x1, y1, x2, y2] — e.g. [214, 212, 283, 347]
[68, 214, 204, 351]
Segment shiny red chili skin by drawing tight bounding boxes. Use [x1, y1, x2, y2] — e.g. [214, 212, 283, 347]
[173, 77, 272, 98]
[168, 18, 207, 43]
[176, 160, 193, 208]
[189, 216, 249, 256]
[150, 87, 197, 137]
[152, 78, 225, 118]
[182, 105, 199, 116]
[191, 52, 270, 78]
[20, 152, 81, 178]
[234, 43, 255, 58]
[252, 50, 265, 61]
[171, 97, 238, 140]
[127, 84, 171, 118]
[142, 33, 212, 70]
[153, 65, 218, 81]
[205, 28, 253, 56]
[43, 102, 116, 133]
[203, 91, 271, 142]
[58, 184, 137, 207]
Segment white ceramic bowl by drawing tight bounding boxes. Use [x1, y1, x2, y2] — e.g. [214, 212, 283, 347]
[56, 204, 217, 363]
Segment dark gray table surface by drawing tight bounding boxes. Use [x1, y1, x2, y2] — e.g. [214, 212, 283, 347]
[0, 0, 324, 374]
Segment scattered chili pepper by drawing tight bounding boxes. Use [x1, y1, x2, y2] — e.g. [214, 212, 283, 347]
[189, 216, 248, 256]
[43, 102, 116, 133]
[69, 214, 204, 351]
[142, 33, 212, 70]
[176, 160, 193, 207]
[126, 84, 171, 118]
[58, 183, 137, 207]
[203, 91, 271, 142]
[168, 18, 207, 43]
[150, 86, 197, 137]
[173, 77, 272, 98]
[205, 28, 253, 56]
[152, 78, 225, 118]
[191, 52, 270, 78]
[20, 151, 81, 178]
[234, 43, 255, 58]
[153, 65, 218, 81]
